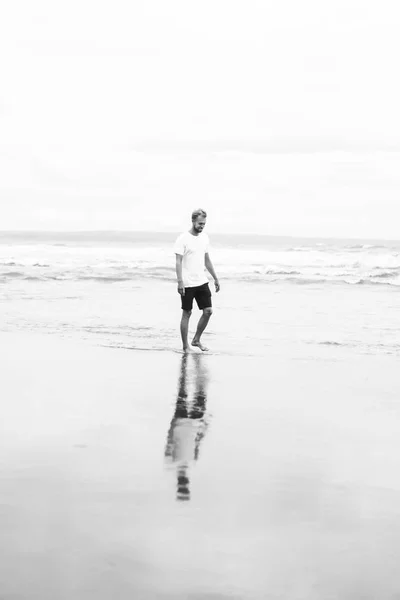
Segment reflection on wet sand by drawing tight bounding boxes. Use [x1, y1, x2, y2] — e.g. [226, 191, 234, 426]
[164, 353, 209, 501]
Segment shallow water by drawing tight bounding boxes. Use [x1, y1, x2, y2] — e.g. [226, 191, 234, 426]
[1, 232, 400, 358]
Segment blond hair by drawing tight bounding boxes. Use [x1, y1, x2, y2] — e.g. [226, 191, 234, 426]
[191, 208, 207, 221]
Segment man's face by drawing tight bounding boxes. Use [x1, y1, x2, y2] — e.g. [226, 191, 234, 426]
[193, 216, 207, 233]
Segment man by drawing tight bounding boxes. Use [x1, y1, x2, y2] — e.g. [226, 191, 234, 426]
[174, 208, 220, 352]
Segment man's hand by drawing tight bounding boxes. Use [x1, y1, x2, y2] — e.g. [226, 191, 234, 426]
[214, 279, 220, 293]
[177, 281, 185, 296]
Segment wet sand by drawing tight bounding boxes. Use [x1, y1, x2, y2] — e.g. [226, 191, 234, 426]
[1, 332, 400, 599]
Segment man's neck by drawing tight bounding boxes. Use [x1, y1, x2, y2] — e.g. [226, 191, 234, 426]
[189, 227, 200, 236]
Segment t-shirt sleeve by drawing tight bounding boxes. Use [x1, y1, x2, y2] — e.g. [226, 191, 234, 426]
[174, 234, 185, 255]
[205, 234, 210, 253]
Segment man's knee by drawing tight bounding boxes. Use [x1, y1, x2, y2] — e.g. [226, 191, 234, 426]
[203, 307, 213, 317]
[182, 309, 192, 319]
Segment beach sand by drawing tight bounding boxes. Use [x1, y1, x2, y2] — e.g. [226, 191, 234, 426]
[1, 332, 400, 599]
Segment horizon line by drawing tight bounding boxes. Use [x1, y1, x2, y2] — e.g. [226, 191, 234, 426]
[0, 230, 399, 243]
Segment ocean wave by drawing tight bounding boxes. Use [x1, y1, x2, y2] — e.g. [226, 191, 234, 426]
[77, 275, 134, 283]
[345, 244, 385, 250]
[370, 270, 400, 280]
[24, 276, 46, 281]
[354, 278, 400, 287]
[264, 269, 301, 276]
[1, 257, 400, 287]
[2, 271, 25, 279]
[1, 269, 399, 287]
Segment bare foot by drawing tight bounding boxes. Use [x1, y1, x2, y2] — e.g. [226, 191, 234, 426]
[191, 339, 209, 352]
[182, 345, 192, 353]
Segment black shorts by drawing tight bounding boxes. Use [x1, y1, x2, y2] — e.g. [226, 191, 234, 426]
[181, 283, 212, 311]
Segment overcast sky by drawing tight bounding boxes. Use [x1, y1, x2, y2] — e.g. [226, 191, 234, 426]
[1, 0, 400, 237]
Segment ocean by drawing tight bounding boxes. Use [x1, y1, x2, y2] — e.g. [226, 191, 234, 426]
[1, 231, 399, 357]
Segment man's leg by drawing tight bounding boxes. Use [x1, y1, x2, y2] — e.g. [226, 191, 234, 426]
[192, 307, 213, 351]
[180, 310, 192, 352]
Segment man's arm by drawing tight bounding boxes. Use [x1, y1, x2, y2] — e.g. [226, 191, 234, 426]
[205, 253, 220, 292]
[175, 254, 185, 296]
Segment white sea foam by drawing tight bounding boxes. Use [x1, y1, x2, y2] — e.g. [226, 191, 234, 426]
[1, 234, 400, 286]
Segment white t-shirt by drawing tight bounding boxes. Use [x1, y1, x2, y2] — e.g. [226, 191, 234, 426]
[174, 231, 210, 287]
